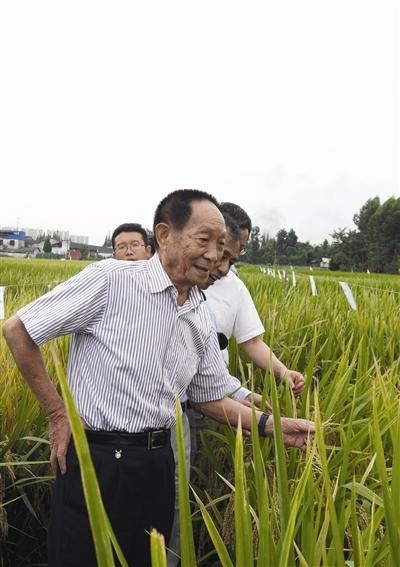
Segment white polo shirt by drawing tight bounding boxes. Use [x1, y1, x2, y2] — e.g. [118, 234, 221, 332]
[204, 270, 265, 365]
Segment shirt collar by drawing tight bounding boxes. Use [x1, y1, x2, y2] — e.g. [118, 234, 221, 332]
[147, 253, 175, 294]
[147, 253, 205, 310]
[186, 285, 205, 310]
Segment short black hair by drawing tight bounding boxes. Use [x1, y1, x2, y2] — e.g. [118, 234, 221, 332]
[111, 223, 148, 249]
[153, 189, 220, 249]
[221, 211, 240, 242]
[220, 202, 252, 233]
[147, 234, 156, 255]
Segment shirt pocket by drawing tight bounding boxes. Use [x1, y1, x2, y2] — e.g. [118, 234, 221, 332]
[174, 350, 200, 392]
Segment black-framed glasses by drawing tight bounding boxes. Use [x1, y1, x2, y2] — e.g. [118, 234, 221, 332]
[115, 243, 145, 252]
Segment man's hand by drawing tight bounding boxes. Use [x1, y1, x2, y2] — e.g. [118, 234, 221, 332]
[279, 369, 305, 396]
[194, 397, 315, 449]
[264, 416, 315, 449]
[48, 409, 71, 475]
[243, 393, 272, 413]
[239, 337, 305, 396]
[2, 316, 73, 473]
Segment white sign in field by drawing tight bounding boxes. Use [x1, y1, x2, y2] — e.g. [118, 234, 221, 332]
[339, 281, 357, 310]
[0, 286, 4, 320]
[309, 276, 318, 297]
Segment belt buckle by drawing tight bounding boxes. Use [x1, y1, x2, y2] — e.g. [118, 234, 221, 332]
[148, 430, 164, 450]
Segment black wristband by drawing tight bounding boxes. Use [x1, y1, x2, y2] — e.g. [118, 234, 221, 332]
[258, 412, 270, 437]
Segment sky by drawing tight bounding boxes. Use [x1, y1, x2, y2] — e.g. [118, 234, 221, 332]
[1, 1, 398, 245]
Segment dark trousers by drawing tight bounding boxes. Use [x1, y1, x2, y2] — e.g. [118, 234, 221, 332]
[47, 438, 175, 567]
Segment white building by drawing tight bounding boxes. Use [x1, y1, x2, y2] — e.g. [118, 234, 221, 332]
[70, 234, 89, 244]
[23, 227, 45, 240]
[320, 257, 331, 269]
[0, 229, 26, 249]
[47, 229, 70, 241]
[50, 239, 70, 256]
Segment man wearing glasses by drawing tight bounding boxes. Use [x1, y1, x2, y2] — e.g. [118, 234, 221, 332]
[112, 222, 152, 261]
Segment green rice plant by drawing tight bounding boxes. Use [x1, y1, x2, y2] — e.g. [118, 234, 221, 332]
[175, 397, 197, 566]
[269, 374, 293, 563]
[51, 345, 128, 567]
[233, 417, 253, 566]
[371, 383, 400, 566]
[2, 259, 400, 564]
[250, 408, 276, 567]
[192, 489, 234, 567]
[150, 530, 167, 567]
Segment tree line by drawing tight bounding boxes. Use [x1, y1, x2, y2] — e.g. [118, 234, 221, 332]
[241, 196, 400, 273]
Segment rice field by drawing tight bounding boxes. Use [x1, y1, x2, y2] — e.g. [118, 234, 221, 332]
[1, 257, 400, 566]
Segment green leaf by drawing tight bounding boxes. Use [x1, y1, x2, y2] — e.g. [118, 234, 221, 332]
[234, 418, 254, 567]
[150, 529, 167, 567]
[51, 346, 120, 567]
[175, 398, 197, 566]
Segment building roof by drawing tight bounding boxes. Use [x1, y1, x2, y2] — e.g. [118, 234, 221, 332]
[69, 242, 113, 254]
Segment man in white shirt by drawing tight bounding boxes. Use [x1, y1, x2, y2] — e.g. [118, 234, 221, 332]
[204, 210, 305, 395]
[167, 211, 305, 566]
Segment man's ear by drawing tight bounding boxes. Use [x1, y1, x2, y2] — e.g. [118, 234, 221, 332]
[145, 245, 152, 259]
[155, 223, 170, 250]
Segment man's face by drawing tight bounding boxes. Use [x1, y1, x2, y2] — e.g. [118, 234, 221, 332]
[204, 230, 241, 288]
[158, 200, 226, 289]
[113, 231, 151, 261]
[239, 228, 250, 253]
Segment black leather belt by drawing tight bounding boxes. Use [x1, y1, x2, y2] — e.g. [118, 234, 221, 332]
[85, 429, 170, 450]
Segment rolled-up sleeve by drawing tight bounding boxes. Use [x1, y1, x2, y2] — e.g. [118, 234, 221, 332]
[186, 327, 231, 403]
[224, 375, 251, 401]
[17, 263, 108, 345]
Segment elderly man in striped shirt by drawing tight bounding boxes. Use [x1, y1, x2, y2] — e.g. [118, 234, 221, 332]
[3, 189, 315, 567]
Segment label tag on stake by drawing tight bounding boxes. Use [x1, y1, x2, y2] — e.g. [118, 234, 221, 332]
[0, 287, 4, 320]
[309, 276, 318, 296]
[339, 281, 357, 310]
[292, 271, 296, 287]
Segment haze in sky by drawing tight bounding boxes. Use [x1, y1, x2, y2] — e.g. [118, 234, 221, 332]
[1, 1, 398, 245]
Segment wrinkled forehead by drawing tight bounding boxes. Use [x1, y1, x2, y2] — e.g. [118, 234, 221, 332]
[184, 200, 226, 233]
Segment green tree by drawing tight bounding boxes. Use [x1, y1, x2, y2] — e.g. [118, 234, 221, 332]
[353, 197, 380, 232]
[286, 229, 298, 248]
[367, 197, 400, 272]
[43, 237, 52, 254]
[238, 196, 399, 273]
[276, 229, 288, 257]
[274, 228, 299, 264]
[329, 229, 366, 271]
[259, 235, 276, 264]
[80, 246, 90, 260]
[245, 226, 261, 264]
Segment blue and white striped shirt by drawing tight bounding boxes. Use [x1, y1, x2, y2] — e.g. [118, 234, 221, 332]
[18, 254, 230, 432]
